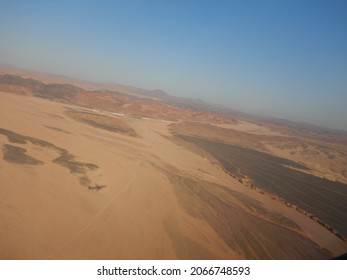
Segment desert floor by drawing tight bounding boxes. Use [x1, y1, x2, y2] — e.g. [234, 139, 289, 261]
[1, 91, 346, 259]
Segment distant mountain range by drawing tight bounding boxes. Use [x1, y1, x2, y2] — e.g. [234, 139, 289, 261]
[0, 73, 236, 124]
[1, 67, 346, 137]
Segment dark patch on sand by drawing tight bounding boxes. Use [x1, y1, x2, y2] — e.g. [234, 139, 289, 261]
[88, 184, 107, 191]
[52, 152, 98, 174]
[0, 127, 101, 188]
[47, 113, 65, 119]
[44, 126, 71, 134]
[65, 110, 138, 137]
[82, 119, 137, 136]
[2, 144, 44, 165]
[0, 128, 27, 144]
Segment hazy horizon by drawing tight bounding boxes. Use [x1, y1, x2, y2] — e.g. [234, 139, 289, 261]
[1, 0, 346, 131]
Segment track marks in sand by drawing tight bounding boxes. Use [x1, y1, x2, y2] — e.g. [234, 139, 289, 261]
[159, 166, 331, 259]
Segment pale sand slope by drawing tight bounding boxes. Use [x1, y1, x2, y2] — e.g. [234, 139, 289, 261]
[0, 91, 346, 259]
[215, 121, 284, 136]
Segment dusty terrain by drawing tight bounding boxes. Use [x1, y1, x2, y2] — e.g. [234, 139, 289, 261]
[1, 72, 347, 259]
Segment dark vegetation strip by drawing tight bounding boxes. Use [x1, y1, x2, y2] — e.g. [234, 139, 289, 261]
[175, 134, 347, 239]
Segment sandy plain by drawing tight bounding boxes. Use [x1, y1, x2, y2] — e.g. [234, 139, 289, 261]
[0, 91, 346, 259]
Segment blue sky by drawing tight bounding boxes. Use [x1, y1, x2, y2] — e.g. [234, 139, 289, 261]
[1, 0, 346, 130]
